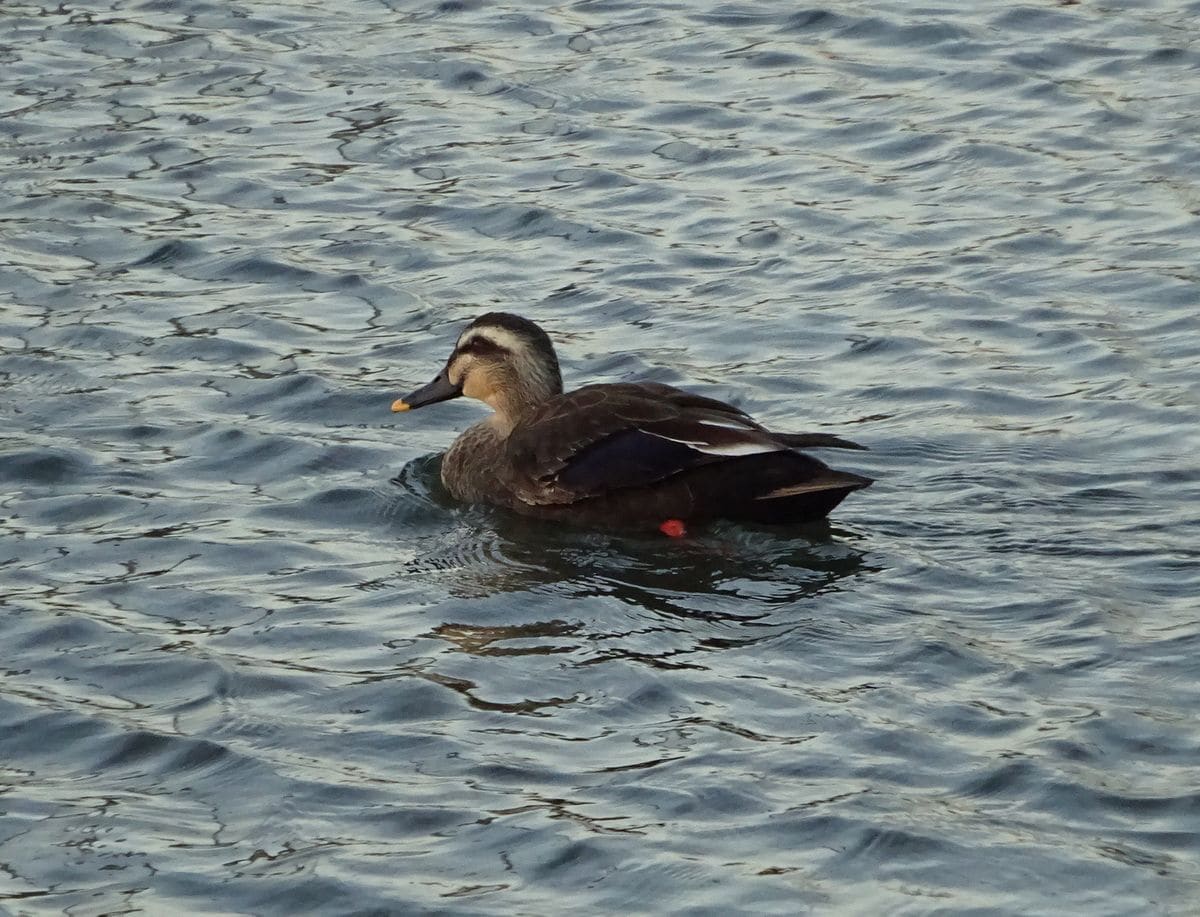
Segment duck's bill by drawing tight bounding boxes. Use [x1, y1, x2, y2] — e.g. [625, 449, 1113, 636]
[392, 370, 463, 412]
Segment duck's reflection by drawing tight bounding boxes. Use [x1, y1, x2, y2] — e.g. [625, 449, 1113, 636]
[380, 455, 879, 668]
[430, 619, 583, 657]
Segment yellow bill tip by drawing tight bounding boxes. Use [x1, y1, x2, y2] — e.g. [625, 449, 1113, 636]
[391, 399, 411, 413]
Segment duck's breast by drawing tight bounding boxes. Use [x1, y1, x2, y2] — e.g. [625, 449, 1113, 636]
[441, 422, 508, 504]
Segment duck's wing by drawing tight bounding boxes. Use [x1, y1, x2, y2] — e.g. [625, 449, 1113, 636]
[507, 382, 852, 505]
[773, 432, 868, 450]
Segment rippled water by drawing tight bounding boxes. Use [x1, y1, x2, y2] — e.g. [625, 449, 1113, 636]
[3, 0, 1200, 912]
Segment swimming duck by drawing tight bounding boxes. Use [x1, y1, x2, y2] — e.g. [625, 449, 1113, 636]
[392, 313, 871, 531]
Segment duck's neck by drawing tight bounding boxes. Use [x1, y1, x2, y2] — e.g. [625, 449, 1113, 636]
[485, 374, 559, 436]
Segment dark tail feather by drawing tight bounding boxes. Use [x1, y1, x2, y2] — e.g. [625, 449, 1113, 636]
[739, 487, 857, 523]
[736, 464, 873, 525]
[774, 432, 868, 451]
[573, 452, 873, 529]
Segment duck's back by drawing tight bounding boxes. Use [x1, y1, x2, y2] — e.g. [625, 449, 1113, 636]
[491, 382, 871, 529]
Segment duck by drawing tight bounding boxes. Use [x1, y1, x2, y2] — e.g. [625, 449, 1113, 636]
[391, 313, 872, 532]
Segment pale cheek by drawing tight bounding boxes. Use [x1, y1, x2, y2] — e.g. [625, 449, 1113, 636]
[447, 357, 469, 389]
[462, 373, 491, 402]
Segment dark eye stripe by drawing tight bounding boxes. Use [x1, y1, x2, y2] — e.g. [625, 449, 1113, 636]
[456, 337, 509, 358]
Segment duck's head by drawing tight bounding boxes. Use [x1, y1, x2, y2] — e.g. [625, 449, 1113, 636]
[392, 313, 563, 419]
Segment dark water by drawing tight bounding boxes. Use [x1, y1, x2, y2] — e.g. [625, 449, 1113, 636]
[3, 0, 1200, 912]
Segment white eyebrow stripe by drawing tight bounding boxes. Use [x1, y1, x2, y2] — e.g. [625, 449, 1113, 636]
[457, 327, 527, 353]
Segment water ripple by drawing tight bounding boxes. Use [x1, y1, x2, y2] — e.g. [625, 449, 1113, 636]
[2, 0, 1200, 913]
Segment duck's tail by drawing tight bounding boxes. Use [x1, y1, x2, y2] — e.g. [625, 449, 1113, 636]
[744, 468, 873, 524]
[716, 452, 873, 525]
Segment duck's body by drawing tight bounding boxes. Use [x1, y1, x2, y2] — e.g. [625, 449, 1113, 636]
[393, 313, 871, 531]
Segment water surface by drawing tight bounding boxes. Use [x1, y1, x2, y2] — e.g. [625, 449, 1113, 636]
[2, 0, 1200, 913]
